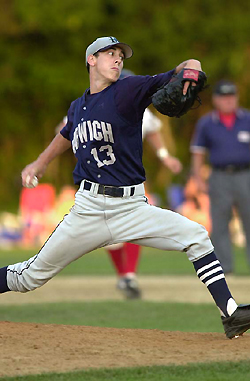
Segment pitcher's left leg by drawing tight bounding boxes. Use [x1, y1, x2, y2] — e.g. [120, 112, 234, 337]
[111, 201, 250, 338]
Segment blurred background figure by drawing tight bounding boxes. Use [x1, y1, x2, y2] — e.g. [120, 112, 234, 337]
[176, 165, 211, 234]
[0, 183, 77, 250]
[53, 185, 76, 222]
[0, 212, 23, 249]
[190, 80, 250, 274]
[55, 68, 183, 299]
[19, 183, 56, 248]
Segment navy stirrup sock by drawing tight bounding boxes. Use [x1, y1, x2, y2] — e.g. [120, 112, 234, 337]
[0, 266, 10, 293]
[193, 252, 237, 317]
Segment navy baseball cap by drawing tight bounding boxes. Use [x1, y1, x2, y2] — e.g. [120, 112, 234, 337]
[85, 36, 133, 66]
[213, 80, 237, 95]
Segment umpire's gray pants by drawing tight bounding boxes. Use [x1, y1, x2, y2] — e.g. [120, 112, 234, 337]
[7, 181, 213, 292]
[209, 169, 250, 273]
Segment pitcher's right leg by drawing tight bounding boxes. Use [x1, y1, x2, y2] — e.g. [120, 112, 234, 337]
[0, 205, 111, 293]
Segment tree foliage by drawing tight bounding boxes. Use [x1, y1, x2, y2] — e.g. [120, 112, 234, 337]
[1, 0, 250, 208]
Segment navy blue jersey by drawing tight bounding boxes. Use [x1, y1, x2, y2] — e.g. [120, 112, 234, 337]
[61, 70, 174, 186]
[191, 109, 250, 167]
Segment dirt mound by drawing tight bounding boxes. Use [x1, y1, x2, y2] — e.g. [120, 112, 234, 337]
[0, 321, 250, 377]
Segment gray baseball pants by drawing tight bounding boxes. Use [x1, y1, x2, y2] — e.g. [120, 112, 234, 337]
[209, 169, 250, 273]
[7, 180, 214, 292]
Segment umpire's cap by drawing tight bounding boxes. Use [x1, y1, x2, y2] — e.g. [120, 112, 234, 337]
[213, 80, 237, 96]
[85, 36, 133, 66]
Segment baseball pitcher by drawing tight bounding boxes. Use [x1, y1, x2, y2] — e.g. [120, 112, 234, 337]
[0, 36, 250, 339]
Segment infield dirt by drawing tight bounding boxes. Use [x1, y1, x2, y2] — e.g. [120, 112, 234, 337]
[0, 321, 250, 377]
[1, 275, 250, 377]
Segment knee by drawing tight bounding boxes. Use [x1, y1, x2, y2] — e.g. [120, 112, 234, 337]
[7, 255, 58, 293]
[184, 221, 214, 261]
[7, 272, 47, 293]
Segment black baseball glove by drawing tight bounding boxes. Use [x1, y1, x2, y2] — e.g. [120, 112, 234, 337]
[152, 68, 207, 118]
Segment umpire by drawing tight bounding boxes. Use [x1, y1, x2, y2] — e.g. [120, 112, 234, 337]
[191, 80, 250, 274]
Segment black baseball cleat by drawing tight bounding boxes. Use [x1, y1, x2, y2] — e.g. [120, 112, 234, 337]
[117, 276, 142, 299]
[222, 304, 250, 339]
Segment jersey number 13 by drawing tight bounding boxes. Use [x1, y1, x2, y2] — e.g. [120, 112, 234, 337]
[91, 145, 116, 168]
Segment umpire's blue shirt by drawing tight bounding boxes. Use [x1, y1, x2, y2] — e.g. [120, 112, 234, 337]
[190, 109, 250, 166]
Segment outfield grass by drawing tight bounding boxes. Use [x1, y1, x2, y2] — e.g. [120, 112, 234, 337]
[0, 245, 249, 276]
[1, 361, 250, 381]
[0, 301, 221, 332]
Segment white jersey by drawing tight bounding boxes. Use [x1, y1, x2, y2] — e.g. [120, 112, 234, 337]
[142, 108, 162, 140]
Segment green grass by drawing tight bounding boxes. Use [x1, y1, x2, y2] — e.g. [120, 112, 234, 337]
[1, 361, 250, 381]
[0, 246, 249, 380]
[0, 301, 221, 333]
[0, 245, 249, 276]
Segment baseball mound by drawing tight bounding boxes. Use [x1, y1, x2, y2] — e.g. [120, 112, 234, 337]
[1, 321, 250, 378]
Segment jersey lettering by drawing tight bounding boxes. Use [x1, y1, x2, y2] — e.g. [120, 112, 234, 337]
[90, 148, 105, 168]
[87, 121, 94, 141]
[101, 122, 114, 143]
[72, 120, 114, 154]
[93, 121, 103, 141]
[91, 145, 116, 167]
[100, 145, 116, 166]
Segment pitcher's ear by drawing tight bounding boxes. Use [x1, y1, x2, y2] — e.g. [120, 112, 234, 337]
[87, 54, 96, 68]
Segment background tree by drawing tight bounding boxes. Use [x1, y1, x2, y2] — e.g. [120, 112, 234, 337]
[1, 0, 250, 210]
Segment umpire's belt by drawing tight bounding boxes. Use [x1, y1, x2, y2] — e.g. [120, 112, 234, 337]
[80, 180, 139, 197]
[212, 164, 250, 173]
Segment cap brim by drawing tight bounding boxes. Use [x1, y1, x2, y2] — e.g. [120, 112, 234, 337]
[213, 91, 237, 96]
[213, 83, 237, 95]
[98, 42, 133, 59]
